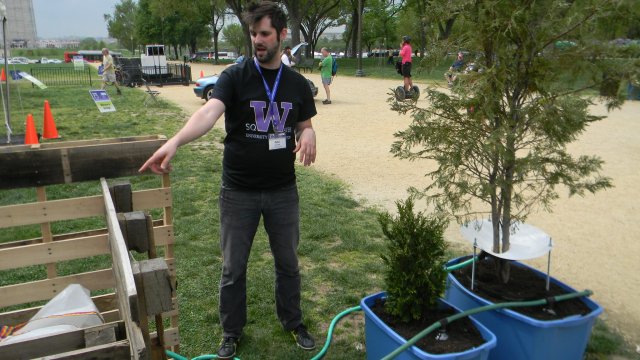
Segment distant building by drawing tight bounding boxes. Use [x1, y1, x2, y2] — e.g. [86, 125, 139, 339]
[0, 0, 38, 49]
[37, 39, 80, 49]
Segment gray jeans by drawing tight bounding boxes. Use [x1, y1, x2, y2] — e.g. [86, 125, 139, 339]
[218, 183, 302, 338]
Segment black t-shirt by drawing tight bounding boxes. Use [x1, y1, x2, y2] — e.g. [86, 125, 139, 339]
[212, 59, 317, 190]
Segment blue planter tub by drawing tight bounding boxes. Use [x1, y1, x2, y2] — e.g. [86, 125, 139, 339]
[444, 256, 603, 360]
[361, 292, 497, 360]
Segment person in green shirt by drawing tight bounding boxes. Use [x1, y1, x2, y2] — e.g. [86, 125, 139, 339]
[318, 48, 333, 104]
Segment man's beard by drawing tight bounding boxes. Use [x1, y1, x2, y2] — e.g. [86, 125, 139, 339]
[254, 41, 280, 64]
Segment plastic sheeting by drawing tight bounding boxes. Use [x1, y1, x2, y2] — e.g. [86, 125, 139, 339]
[460, 219, 552, 260]
[0, 284, 104, 345]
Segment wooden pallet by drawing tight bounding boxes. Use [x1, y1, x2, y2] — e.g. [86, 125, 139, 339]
[0, 136, 179, 359]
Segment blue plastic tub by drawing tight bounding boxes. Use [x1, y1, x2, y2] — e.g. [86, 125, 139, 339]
[361, 292, 497, 360]
[444, 257, 603, 360]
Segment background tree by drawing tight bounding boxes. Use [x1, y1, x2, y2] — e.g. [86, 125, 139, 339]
[300, 0, 342, 55]
[136, 0, 164, 46]
[226, 0, 252, 61]
[345, 0, 366, 58]
[390, 0, 637, 282]
[210, 0, 228, 63]
[78, 38, 101, 50]
[280, 0, 306, 47]
[361, 0, 403, 52]
[222, 23, 246, 56]
[104, 0, 138, 53]
[145, 0, 212, 58]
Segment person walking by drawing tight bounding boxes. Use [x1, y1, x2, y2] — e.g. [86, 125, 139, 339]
[281, 46, 296, 67]
[100, 48, 121, 95]
[318, 47, 333, 104]
[399, 36, 413, 94]
[139, 2, 317, 359]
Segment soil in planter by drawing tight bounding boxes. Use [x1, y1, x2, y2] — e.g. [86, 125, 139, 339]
[452, 256, 592, 320]
[371, 298, 486, 354]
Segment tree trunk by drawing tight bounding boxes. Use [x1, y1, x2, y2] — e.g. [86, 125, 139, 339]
[438, 17, 457, 40]
[213, 31, 220, 64]
[350, 8, 359, 59]
[282, 0, 302, 46]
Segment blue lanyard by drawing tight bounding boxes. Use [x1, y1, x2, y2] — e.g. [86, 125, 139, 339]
[254, 57, 283, 104]
[254, 57, 285, 133]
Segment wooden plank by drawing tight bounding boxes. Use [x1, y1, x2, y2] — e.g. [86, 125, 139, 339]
[37, 186, 58, 279]
[101, 178, 147, 360]
[0, 234, 110, 271]
[0, 136, 167, 189]
[0, 195, 104, 228]
[0, 269, 114, 308]
[42, 340, 131, 360]
[118, 211, 150, 253]
[133, 259, 173, 316]
[0, 188, 170, 229]
[161, 173, 179, 348]
[0, 135, 164, 153]
[131, 260, 153, 358]
[110, 181, 133, 213]
[102, 309, 121, 324]
[0, 322, 125, 359]
[0, 223, 171, 250]
[150, 327, 180, 348]
[153, 225, 174, 246]
[132, 188, 173, 211]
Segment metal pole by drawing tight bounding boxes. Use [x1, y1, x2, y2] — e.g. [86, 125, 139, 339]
[1, 13, 12, 144]
[355, 0, 364, 77]
[471, 238, 477, 291]
[546, 237, 552, 291]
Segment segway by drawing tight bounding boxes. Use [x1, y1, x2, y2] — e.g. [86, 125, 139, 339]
[394, 85, 420, 101]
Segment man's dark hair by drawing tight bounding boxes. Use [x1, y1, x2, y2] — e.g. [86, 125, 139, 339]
[243, 1, 288, 37]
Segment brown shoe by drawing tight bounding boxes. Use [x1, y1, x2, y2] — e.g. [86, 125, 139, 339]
[322, 100, 331, 105]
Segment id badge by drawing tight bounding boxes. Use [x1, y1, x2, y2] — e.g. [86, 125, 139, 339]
[268, 132, 287, 150]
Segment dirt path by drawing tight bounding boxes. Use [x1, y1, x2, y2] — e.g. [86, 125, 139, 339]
[155, 62, 640, 347]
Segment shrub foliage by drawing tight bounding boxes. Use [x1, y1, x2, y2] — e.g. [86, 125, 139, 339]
[379, 197, 449, 322]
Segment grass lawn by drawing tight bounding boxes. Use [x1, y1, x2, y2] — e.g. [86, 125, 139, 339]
[0, 64, 634, 359]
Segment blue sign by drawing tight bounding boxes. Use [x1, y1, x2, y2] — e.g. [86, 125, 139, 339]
[89, 90, 116, 112]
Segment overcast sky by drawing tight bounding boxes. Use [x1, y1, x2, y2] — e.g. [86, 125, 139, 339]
[33, 0, 122, 38]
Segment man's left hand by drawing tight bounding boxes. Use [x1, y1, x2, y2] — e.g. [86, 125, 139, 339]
[293, 127, 316, 166]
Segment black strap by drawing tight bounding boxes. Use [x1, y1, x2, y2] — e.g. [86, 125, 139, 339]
[438, 318, 449, 328]
[546, 296, 556, 305]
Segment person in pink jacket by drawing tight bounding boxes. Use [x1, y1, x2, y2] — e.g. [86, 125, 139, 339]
[399, 36, 414, 93]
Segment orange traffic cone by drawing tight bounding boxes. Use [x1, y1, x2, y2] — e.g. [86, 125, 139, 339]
[42, 100, 59, 139]
[0, 68, 5, 81]
[200, 70, 204, 78]
[24, 114, 39, 145]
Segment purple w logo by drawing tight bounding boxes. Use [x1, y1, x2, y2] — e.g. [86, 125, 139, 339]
[250, 101, 292, 132]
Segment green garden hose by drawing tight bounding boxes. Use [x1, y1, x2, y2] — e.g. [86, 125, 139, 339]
[166, 349, 241, 360]
[380, 289, 594, 360]
[310, 305, 362, 360]
[443, 256, 477, 272]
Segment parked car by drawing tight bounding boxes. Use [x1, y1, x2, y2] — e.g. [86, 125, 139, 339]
[8, 58, 29, 64]
[193, 75, 220, 101]
[10, 57, 36, 64]
[40, 57, 62, 64]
